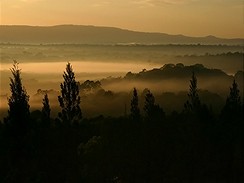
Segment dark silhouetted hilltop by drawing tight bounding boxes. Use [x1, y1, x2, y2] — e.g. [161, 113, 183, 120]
[0, 25, 243, 45]
[123, 63, 232, 80]
[99, 63, 243, 96]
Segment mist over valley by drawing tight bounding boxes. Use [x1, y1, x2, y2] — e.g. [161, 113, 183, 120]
[1, 38, 243, 118]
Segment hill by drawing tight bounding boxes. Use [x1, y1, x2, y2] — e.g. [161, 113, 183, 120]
[100, 63, 233, 82]
[100, 63, 243, 95]
[0, 25, 243, 45]
[123, 63, 230, 80]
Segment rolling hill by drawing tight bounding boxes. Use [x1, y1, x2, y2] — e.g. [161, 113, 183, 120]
[0, 25, 243, 45]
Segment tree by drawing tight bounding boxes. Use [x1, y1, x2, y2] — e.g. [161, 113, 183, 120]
[4, 61, 30, 134]
[221, 79, 242, 121]
[80, 80, 102, 93]
[41, 93, 51, 127]
[58, 62, 82, 125]
[144, 89, 155, 118]
[130, 88, 140, 122]
[144, 89, 165, 122]
[184, 72, 201, 113]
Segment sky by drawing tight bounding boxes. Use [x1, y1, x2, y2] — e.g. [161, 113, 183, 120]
[0, 0, 243, 38]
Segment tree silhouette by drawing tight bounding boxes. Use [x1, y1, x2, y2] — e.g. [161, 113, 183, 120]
[144, 89, 165, 122]
[41, 93, 51, 127]
[58, 62, 82, 125]
[184, 71, 201, 113]
[221, 79, 242, 121]
[4, 61, 30, 134]
[226, 80, 241, 109]
[130, 88, 140, 122]
[80, 80, 102, 93]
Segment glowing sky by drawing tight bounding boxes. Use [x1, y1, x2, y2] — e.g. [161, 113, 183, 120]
[0, 0, 243, 38]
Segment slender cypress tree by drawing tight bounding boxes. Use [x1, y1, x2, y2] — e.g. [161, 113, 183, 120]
[225, 80, 241, 109]
[58, 62, 82, 125]
[144, 90, 155, 118]
[130, 88, 140, 122]
[144, 90, 165, 122]
[42, 93, 51, 127]
[221, 79, 242, 121]
[4, 61, 30, 134]
[184, 71, 201, 113]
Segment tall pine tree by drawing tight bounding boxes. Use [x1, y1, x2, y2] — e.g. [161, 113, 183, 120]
[184, 71, 201, 113]
[4, 61, 30, 135]
[58, 62, 82, 125]
[41, 93, 51, 127]
[144, 89, 165, 122]
[130, 88, 140, 122]
[221, 79, 242, 121]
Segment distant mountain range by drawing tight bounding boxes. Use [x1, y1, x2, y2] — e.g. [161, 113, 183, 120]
[0, 25, 243, 45]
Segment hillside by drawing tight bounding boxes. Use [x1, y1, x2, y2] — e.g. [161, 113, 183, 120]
[0, 25, 243, 45]
[100, 63, 243, 95]
[100, 63, 234, 82]
[124, 63, 230, 80]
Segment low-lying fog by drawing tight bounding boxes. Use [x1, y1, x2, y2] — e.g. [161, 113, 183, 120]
[1, 60, 242, 120]
[0, 61, 163, 94]
[0, 44, 243, 119]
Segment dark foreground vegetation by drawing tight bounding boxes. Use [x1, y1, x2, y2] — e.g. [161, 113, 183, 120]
[0, 62, 243, 183]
